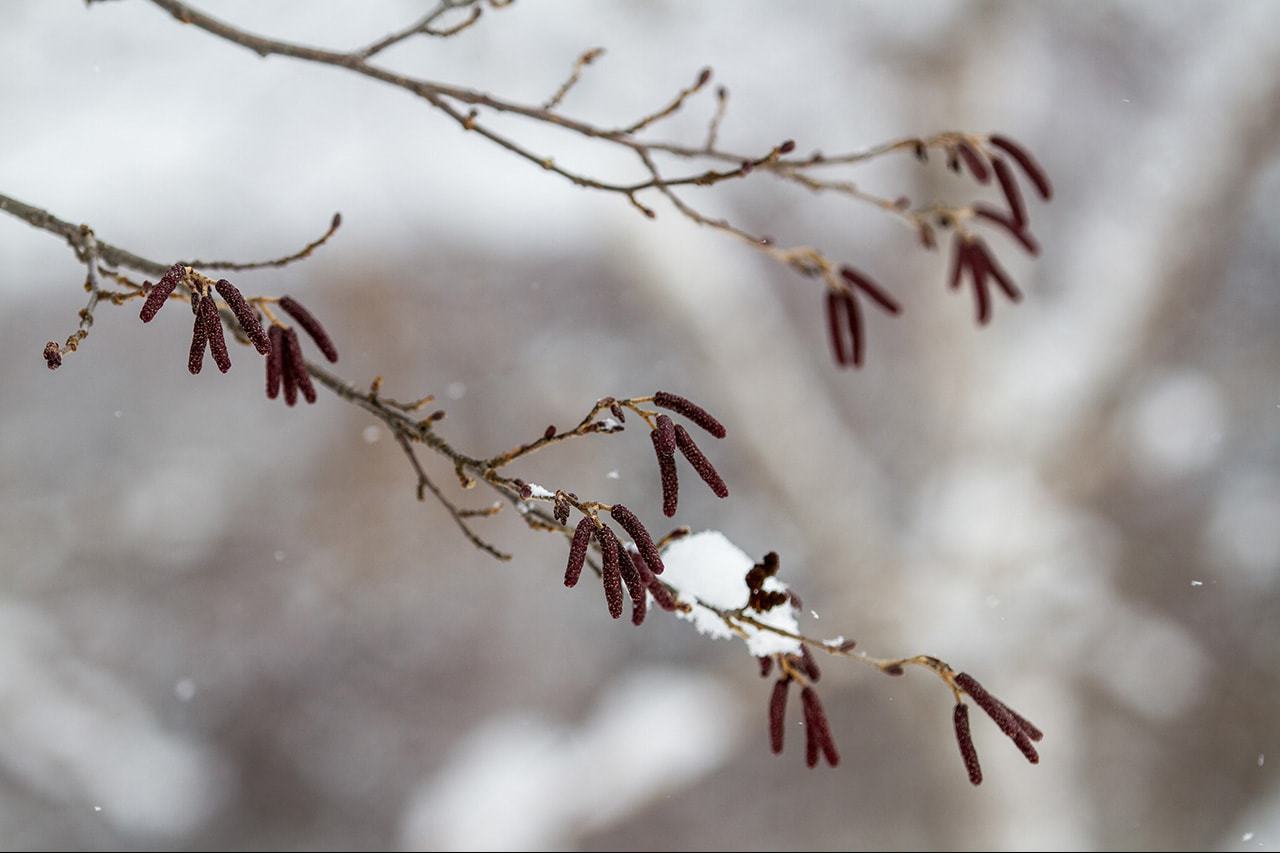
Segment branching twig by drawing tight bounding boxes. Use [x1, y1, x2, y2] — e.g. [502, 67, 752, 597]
[180, 212, 343, 271]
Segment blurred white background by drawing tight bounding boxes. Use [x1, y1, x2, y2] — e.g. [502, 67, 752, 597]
[1, 1, 1278, 850]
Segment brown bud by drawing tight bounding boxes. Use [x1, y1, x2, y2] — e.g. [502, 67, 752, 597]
[43, 341, 62, 370]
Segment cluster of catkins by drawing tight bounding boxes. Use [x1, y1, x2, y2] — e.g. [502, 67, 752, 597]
[823, 134, 1053, 367]
[951, 671, 1043, 785]
[562, 503, 678, 626]
[943, 134, 1053, 326]
[762, 645, 840, 769]
[138, 264, 337, 405]
[647, 391, 728, 517]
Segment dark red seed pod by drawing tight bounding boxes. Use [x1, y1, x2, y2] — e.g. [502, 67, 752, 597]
[758, 656, 774, 678]
[565, 517, 593, 588]
[278, 295, 338, 363]
[825, 291, 848, 366]
[596, 525, 624, 620]
[801, 686, 839, 767]
[653, 391, 726, 439]
[266, 325, 284, 399]
[973, 204, 1041, 256]
[283, 328, 317, 403]
[842, 293, 865, 368]
[954, 703, 983, 785]
[988, 135, 1053, 200]
[140, 264, 184, 323]
[203, 297, 231, 374]
[653, 414, 677, 455]
[956, 140, 990, 184]
[799, 645, 822, 683]
[840, 266, 901, 315]
[650, 428, 680, 518]
[609, 504, 664, 575]
[991, 156, 1028, 229]
[673, 424, 728, 499]
[214, 279, 270, 354]
[769, 678, 789, 754]
[553, 493, 570, 526]
[188, 299, 209, 375]
[43, 341, 62, 370]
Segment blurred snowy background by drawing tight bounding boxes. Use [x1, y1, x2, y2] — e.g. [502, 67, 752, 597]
[2, 0, 1278, 849]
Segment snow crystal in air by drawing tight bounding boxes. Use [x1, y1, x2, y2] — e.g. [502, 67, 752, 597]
[660, 530, 801, 657]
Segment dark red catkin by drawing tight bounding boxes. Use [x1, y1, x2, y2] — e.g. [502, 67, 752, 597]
[278, 295, 338, 363]
[281, 335, 299, 406]
[618, 548, 647, 626]
[188, 297, 210, 375]
[266, 325, 284, 399]
[140, 263, 184, 323]
[988, 135, 1053, 200]
[769, 678, 790, 754]
[954, 672, 1040, 764]
[202, 296, 231, 374]
[843, 292, 865, 367]
[971, 240, 1022, 305]
[801, 686, 840, 767]
[840, 266, 902, 316]
[799, 645, 822, 683]
[991, 156, 1028, 228]
[283, 327, 318, 403]
[758, 656, 774, 678]
[650, 428, 680, 518]
[43, 342, 62, 370]
[955, 140, 990, 184]
[674, 424, 729, 499]
[802, 688, 820, 767]
[609, 504, 664, 575]
[636, 553, 679, 611]
[954, 703, 983, 786]
[214, 279, 270, 354]
[596, 525, 624, 620]
[653, 414, 676, 455]
[564, 517, 593, 588]
[653, 391, 726, 439]
[973, 204, 1041, 256]
[825, 290, 848, 366]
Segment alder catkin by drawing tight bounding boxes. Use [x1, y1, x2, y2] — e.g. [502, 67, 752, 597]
[597, 525, 624, 619]
[769, 678, 789, 754]
[214, 279, 270, 354]
[954, 703, 983, 786]
[278, 295, 338, 363]
[140, 264, 184, 323]
[187, 299, 209, 375]
[988, 134, 1053, 200]
[609, 504, 664, 575]
[653, 391, 726, 439]
[266, 325, 284, 398]
[283, 327, 317, 403]
[674, 424, 728, 499]
[651, 428, 680, 517]
[204, 297, 231, 374]
[564, 517, 592, 588]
